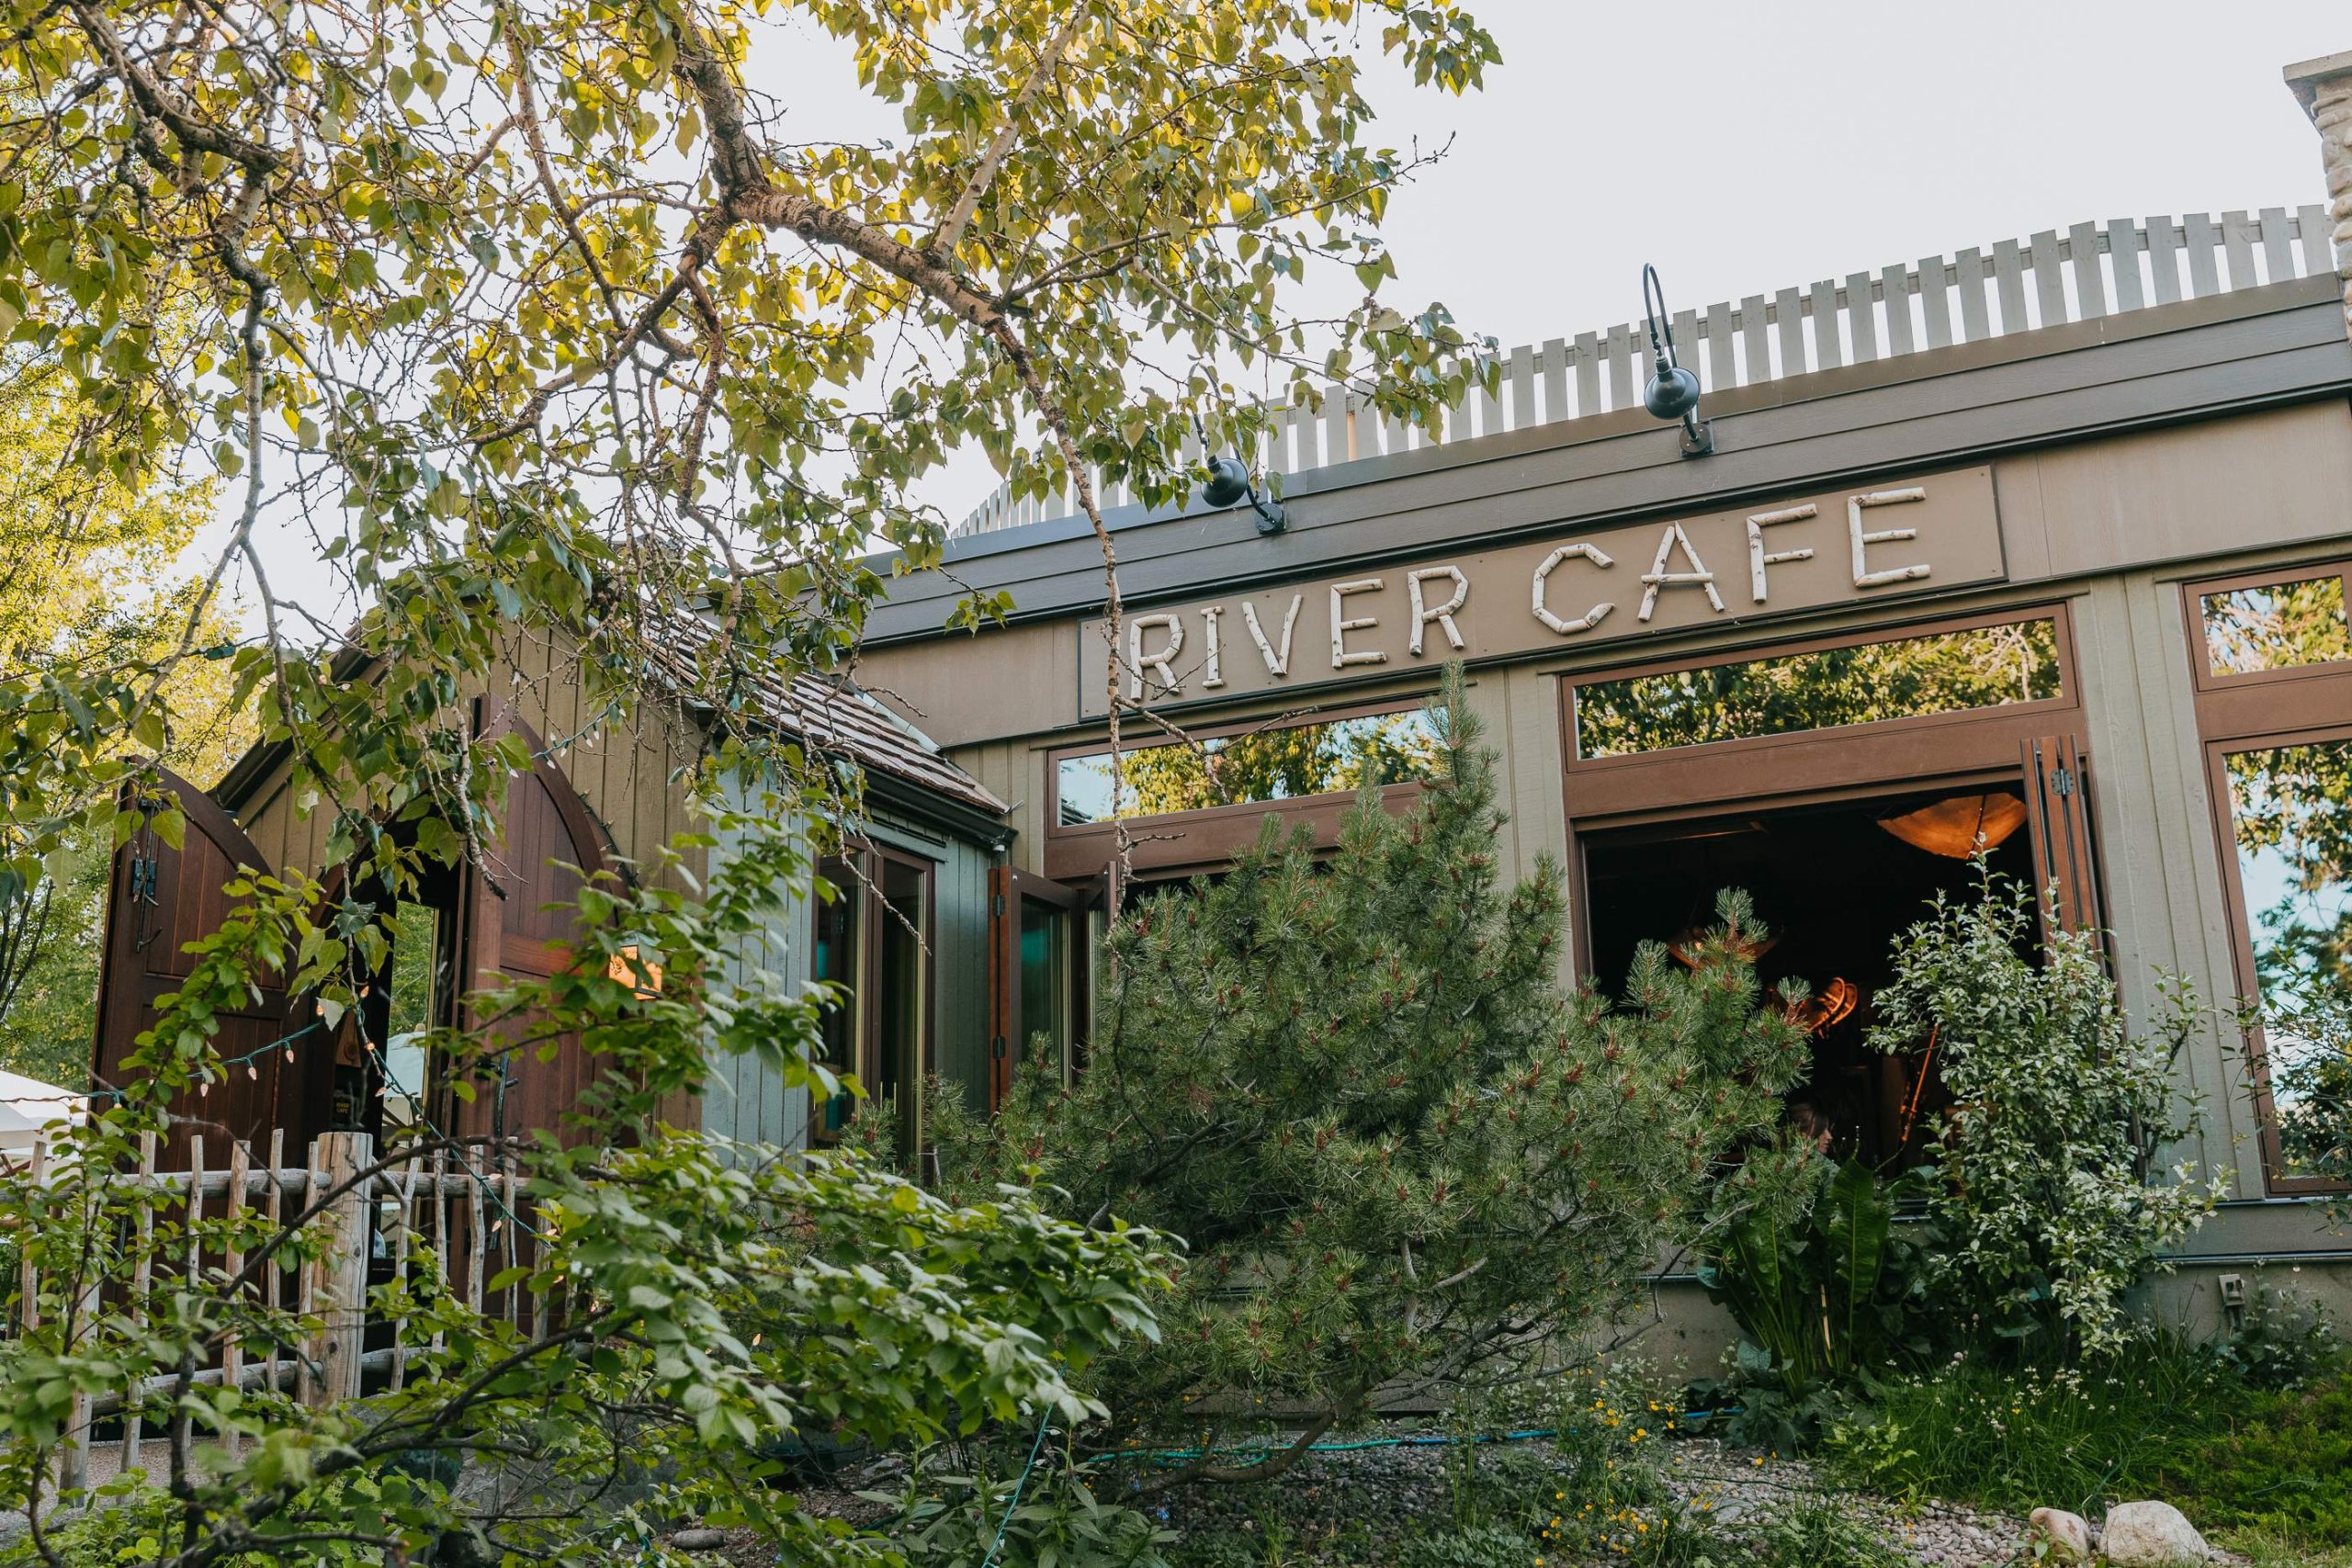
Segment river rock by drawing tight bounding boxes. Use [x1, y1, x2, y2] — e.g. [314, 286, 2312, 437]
[2100, 1501, 2210, 1565]
[2028, 1506, 2091, 1562]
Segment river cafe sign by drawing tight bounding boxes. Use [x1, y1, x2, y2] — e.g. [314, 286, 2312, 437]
[1079, 465, 2004, 718]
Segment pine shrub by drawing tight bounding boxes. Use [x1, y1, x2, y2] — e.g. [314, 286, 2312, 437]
[933, 671, 1813, 1480]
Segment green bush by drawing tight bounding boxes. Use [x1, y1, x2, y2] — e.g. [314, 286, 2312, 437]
[1821, 1340, 2352, 1548]
[1869, 867, 2224, 1354]
[930, 671, 1812, 1481]
[1695, 1150, 1937, 1442]
[1395, 1523, 1542, 1568]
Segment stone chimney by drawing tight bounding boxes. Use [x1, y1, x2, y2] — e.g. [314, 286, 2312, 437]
[2286, 48, 2352, 340]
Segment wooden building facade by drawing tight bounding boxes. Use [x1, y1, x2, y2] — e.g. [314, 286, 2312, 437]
[849, 57, 2352, 1336]
[91, 632, 1010, 1164]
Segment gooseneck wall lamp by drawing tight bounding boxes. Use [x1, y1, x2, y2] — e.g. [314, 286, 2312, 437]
[1195, 419, 1287, 533]
[1641, 264, 1713, 457]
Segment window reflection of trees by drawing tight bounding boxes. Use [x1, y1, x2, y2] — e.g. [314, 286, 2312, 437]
[1575, 619, 2063, 760]
[2201, 575, 2352, 676]
[2228, 741, 2352, 1001]
[1057, 708, 1448, 824]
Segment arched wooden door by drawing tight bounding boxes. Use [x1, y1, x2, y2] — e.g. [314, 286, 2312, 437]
[440, 704, 611, 1148]
[92, 768, 310, 1166]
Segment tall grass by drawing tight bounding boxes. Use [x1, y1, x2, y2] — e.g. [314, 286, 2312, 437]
[1820, 1337, 2352, 1546]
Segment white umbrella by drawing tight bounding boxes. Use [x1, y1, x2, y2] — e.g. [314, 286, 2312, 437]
[0, 1068, 84, 1155]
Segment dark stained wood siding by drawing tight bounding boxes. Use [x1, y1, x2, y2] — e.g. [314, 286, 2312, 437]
[92, 769, 310, 1166]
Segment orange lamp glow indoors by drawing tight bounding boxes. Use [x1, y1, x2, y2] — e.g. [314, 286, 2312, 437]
[1875, 791, 2028, 860]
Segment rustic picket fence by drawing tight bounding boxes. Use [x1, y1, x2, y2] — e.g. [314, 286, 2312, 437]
[954, 205, 2341, 536]
[9, 1128, 541, 1493]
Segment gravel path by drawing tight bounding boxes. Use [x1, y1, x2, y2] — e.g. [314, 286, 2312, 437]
[1133, 1430, 2027, 1566]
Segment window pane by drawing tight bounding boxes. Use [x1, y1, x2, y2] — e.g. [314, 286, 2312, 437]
[2225, 740, 2352, 1158]
[811, 855, 859, 1140]
[2201, 573, 2352, 677]
[1574, 619, 2062, 760]
[1019, 898, 1069, 1068]
[382, 900, 440, 1123]
[1057, 706, 1448, 825]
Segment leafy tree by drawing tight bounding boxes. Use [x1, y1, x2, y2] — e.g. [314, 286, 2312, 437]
[0, 0, 1499, 1556]
[930, 673, 1813, 1486]
[1867, 868, 2225, 1356]
[0, 357, 250, 1084]
[1115, 706, 1447, 819]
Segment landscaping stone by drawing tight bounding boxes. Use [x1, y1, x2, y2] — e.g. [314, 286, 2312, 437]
[2100, 1501, 2211, 1565]
[2028, 1506, 2092, 1562]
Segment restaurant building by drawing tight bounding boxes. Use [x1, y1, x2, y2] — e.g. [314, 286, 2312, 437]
[853, 50, 2352, 1336]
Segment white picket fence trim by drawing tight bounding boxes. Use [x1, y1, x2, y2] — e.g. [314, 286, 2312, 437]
[953, 206, 2336, 537]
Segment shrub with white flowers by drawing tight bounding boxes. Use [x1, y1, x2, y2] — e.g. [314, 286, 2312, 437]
[1869, 867, 2225, 1354]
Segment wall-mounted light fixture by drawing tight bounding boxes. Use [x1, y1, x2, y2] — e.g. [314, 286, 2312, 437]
[1641, 264, 1713, 457]
[1200, 453, 1286, 534]
[1194, 417, 1287, 534]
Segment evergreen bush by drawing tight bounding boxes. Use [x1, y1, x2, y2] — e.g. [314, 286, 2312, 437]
[932, 670, 1813, 1485]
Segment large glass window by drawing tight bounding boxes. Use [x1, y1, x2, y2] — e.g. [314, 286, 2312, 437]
[2223, 739, 2352, 1177]
[2200, 573, 2352, 677]
[1574, 618, 2063, 760]
[2188, 559, 2352, 1193]
[1056, 706, 1447, 825]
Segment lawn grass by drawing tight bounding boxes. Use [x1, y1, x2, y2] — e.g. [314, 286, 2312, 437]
[1819, 1341, 2352, 1555]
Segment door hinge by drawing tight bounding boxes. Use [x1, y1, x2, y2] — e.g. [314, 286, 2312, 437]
[990, 893, 1006, 918]
[990, 1035, 1007, 1060]
[2053, 764, 2075, 798]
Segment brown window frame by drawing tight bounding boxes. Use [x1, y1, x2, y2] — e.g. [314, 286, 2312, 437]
[808, 840, 937, 1156]
[1556, 602, 2099, 976]
[2181, 557, 2352, 1196]
[1041, 692, 1442, 881]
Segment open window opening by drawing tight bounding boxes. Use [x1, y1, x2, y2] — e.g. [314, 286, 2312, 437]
[1579, 784, 2037, 1167]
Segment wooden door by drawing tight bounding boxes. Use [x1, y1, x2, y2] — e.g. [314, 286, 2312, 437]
[92, 768, 308, 1166]
[442, 705, 610, 1147]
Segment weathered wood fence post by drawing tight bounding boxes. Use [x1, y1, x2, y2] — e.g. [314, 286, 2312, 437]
[303, 1130, 374, 1407]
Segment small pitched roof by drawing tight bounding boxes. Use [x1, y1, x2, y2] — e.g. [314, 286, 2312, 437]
[730, 667, 1009, 818]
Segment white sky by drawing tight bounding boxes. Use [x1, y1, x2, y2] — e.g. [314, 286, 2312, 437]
[213, 0, 2348, 626]
[920, 0, 2350, 530]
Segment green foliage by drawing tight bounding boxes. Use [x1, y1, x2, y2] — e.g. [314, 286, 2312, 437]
[1575, 618, 2060, 759]
[873, 1447, 1175, 1568]
[1822, 1339, 2352, 1547]
[2260, 982, 2352, 1201]
[932, 671, 1813, 1479]
[2210, 1286, 2339, 1393]
[1738, 1499, 1912, 1568]
[1392, 1522, 1540, 1568]
[0, 807, 1171, 1562]
[1699, 1151, 1936, 1409]
[1868, 866, 2224, 1354]
[0, 0, 1512, 1551]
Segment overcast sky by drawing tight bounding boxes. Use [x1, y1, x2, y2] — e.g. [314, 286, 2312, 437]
[907, 0, 2347, 525]
[1354, 0, 2344, 365]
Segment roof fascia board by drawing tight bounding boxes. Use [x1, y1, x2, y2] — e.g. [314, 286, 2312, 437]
[863, 282, 2352, 639]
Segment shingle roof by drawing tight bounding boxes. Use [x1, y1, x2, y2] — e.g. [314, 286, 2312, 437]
[729, 667, 1009, 818]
